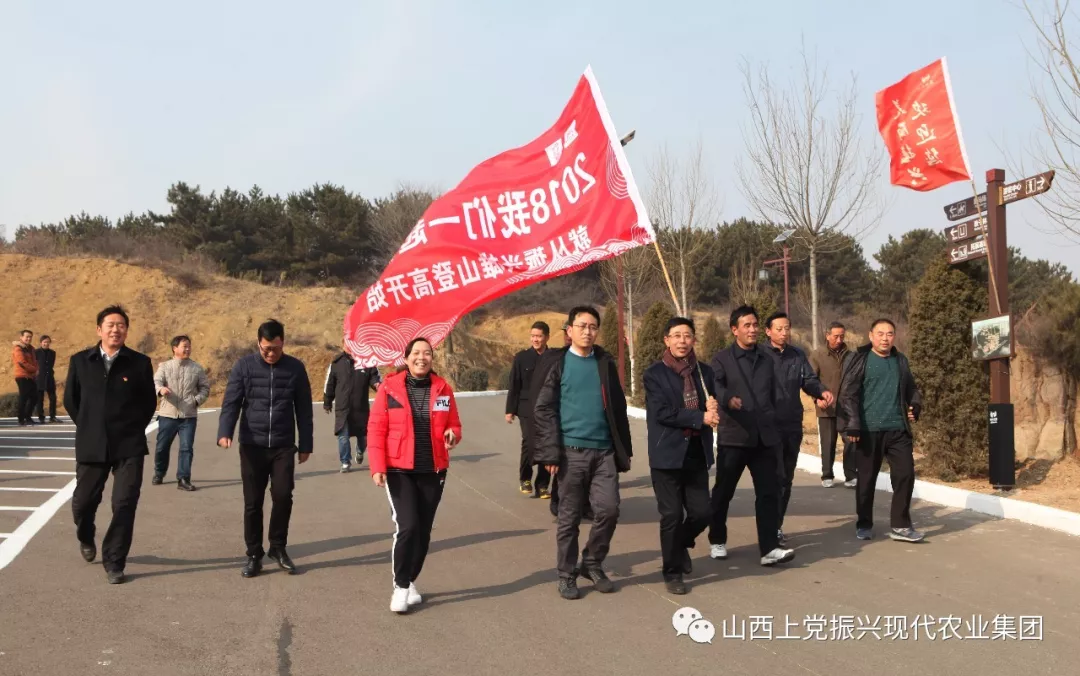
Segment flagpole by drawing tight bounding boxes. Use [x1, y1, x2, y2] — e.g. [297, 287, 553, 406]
[942, 55, 1002, 310]
[648, 236, 717, 428]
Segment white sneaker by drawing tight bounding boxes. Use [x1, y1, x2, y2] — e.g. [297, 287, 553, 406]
[340, 464, 350, 473]
[407, 582, 422, 605]
[761, 547, 795, 566]
[709, 544, 728, 560]
[390, 586, 410, 613]
[821, 479, 834, 488]
[844, 479, 857, 488]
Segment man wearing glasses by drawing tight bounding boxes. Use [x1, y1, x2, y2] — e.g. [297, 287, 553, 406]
[218, 319, 314, 578]
[531, 306, 633, 600]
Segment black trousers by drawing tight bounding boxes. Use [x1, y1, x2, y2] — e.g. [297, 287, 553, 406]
[855, 430, 915, 530]
[818, 417, 857, 482]
[555, 447, 620, 578]
[71, 455, 144, 571]
[385, 470, 446, 588]
[15, 378, 37, 423]
[518, 415, 551, 489]
[651, 460, 711, 580]
[35, 381, 56, 421]
[707, 443, 781, 556]
[239, 445, 296, 558]
[777, 429, 802, 528]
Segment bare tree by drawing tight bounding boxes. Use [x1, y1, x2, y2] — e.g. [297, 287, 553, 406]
[370, 182, 440, 270]
[1017, 0, 1080, 240]
[598, 246, 657, 396]
[736, 44, 884, 349]
[647, 140, 721, 316]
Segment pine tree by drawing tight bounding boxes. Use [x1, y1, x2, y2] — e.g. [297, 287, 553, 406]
[699, 314, 728, 362]
[633, 301, 674, 404]
[599, 301, 629, 380]
[908, 256, 989, 480]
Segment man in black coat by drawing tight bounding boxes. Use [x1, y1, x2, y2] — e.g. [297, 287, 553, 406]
[218, 319, 314, 578]
[323, 346, 381, 473]
[643, 316, 719, 595]
[34, 335, 58, 423]
[65, 306, 157, 584]
[706, 305, 795, 567]
[838, 318, 924, 543]
[763, 312, 832, 544]
[532, 306, 632, 600]
[505, 321, 551, 498]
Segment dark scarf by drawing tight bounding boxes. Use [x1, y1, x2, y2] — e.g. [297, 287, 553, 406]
[662, 348, 699, 410]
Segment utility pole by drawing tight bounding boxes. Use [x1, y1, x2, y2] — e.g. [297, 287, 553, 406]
[761, 228, 795, 315]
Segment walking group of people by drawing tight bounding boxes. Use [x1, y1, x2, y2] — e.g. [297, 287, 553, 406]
[504, 304, 925, 598]
[45, 299, 923, 613]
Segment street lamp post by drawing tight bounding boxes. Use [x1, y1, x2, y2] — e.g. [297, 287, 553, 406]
[760, 229, 795, 316]
[614, 130, 636, 389]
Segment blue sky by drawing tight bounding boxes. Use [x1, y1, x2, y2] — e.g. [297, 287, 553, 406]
[2, 0, 1077, 274]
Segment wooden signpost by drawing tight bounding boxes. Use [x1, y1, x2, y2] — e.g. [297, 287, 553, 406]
[941, 169, 1055, 489]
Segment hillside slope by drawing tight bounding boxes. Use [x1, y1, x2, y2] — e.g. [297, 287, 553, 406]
[0, 254, 355, 407]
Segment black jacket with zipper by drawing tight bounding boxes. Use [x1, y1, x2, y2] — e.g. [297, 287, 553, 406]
[838, 344, 922, 436]
[505, 347, 545, 417]
[217, 353, 314, 453]
[63, 344, 157, 464]
[322, 351, 380, 437]
[529, 345, 633, 472]
[710, 343, 781, 448]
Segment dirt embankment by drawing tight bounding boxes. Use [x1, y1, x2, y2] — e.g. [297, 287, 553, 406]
[0, 253, 355, 407]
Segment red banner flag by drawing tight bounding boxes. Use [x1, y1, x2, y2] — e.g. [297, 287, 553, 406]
[343, 66, 653, 368]
[875, 57, 972, 191]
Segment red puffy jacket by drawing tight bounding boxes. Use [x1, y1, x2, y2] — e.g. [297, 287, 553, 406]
[367, 370, 462, 474]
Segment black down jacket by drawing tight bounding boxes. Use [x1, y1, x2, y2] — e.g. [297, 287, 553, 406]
[217, 353, 314, 453]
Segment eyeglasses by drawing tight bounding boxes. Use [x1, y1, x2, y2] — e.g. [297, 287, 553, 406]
[571, 323, 599, 333]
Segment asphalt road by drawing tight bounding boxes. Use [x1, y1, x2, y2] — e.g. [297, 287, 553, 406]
[0, 398, 1077, 676]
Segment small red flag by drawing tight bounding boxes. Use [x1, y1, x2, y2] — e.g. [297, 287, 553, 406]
[875, 57, 972, 191]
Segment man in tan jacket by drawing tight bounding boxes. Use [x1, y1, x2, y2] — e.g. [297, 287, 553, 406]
[12, 329, 39, 426]
[808, 322, 857, 488]
[153, 335, 210, 490]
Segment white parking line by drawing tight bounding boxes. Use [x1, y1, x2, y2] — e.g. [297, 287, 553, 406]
[0, 507, 36, 512]
[0, 417, 164, 571]
[0, 488, 60, 493]
[0, 470, 77, 476]
[0, 446, 76, 450]
[0, 437, 76, 441]
[0, 457, 76, 461]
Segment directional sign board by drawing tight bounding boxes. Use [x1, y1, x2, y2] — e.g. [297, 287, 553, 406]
[943, 215, 988, 244]
[949, 234, 987, 264]
[944, 192, 987, 222]
[1001, 170, 1054, 205]
[943, 170, 1055, 221]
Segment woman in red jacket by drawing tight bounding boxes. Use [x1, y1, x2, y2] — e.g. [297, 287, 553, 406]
[368, 337, 462, 613]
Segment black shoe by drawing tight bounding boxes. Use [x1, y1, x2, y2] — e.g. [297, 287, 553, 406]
[79, 541, 96, 563]
[49, 417, 59, 423]
[267, 547, 297, 574]
[106, 569, 126, 584]
[557, 577, 580, 600]
[38, 418, 45, 424]
[355, 450, 364, 466]
[177, 478, 196, 491]
[579, 567, 615, 593]
[777, 529, 787, 546]
[151, 475, 163, 485]
[242, 555, 262, 578]
[665, 577, 688, 595]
